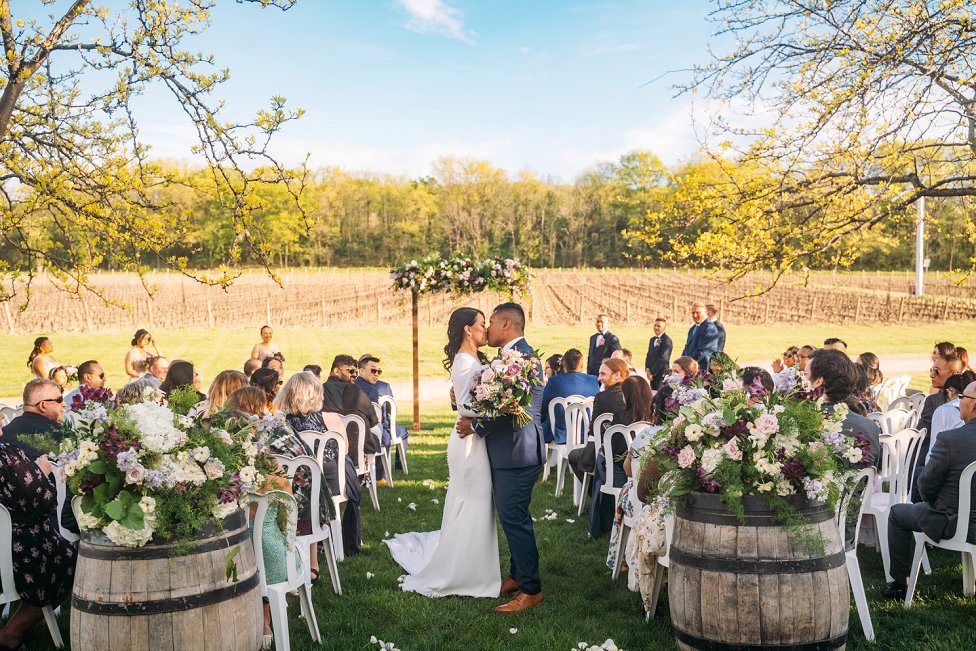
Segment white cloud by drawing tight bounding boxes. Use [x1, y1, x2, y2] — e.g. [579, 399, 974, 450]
[395, 0, 474, 44]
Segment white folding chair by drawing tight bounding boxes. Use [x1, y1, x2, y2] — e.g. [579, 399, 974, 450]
[647, 513, 675, 620]
[543, 396, 592, 498]
[371, 403, 394, 489]
[907, 392, 925, 415]
[296, 430, 348, 561]
[612, 455, 643, 582]
[338, 414, 379, 511]
[888, 396, 913, 413]
[599, 423, 649, 507]
[53, 471, 79, 544]
[579, 412, 614, 516]
[0, 504, 65, 648]
[274, 455, 341, 595]
[837, 468, 877, 642]
[379, 395, 408, 475]
[904, 460, 976, 608]
[0, 405, 16, 426]
[864, 427, 927, 582]
[541, 396, 589, 485]
[866, 412, 887, 437]
[245, 492, 321, 651]
[884, 408, 916, 440]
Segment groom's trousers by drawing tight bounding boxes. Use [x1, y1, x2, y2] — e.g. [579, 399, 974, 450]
[491, 464, 544, 595]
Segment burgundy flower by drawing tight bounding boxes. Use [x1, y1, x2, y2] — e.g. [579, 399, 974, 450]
[781, 458, 807, 482]
[695, 466, 721, 493]
[79, 384, 114, 404]
[720, 420, 749, 440]
[663, 395, 679, 412]
[664, 445, 680, 462]
[78, 476, 105, 495]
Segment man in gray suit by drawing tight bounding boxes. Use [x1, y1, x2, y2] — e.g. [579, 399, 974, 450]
[882, 380, 976, 599]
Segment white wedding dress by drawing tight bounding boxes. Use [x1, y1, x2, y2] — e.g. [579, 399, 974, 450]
[384, 352, 501, 597]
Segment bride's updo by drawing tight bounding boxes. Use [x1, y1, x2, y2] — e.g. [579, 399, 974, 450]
[443, 307, 486, 371]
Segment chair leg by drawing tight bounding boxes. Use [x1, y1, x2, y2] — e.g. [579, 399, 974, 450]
[904, 534, 928, 609]
[922, 546, 932, 576]
[331, 518, 345, 562]
[873, 513, 893, 582]
[541, 447, 552, 482]
[324, 534, 342, 595]
[381, 450, 394, 488]
[396, 440, 408, 475]
[298, 583, 322, 643]
[648, 563, 666, 620]
[554, 456, 566, 498]
[578, 474, 590, 517]
[846, 553, 874, 642]
[963, 552, 976, 597]
[268, 591, 290, 651]
[612, 524, 630, 581]
[367, 467, 380, 511]
[42, 605, 64, 649]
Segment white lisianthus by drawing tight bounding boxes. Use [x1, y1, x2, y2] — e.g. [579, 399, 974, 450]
[755, 457, 783, 477]
[702, 412, 725, 436]
[126, 402, 183, 453]
[191, 446, 211, 463]
[174, 414, 194, 428]
[684, 424, 705, 442]
[845, 447, 863, 464]
[204, 458, 225, 480]
[775, 433, 801, 457]
[700, 447, 723, 474]
[103, 520, 154, 547]
[212, 501, 238, 521]
[242, 441, 258, 458]
[756, 481, 775, 493]
[76, 510, 103, 531]
[216, 429, 233, 445]
[833, 403, 849, 420]
[775, 479, 794, 496]
[139, 496, 157, 514]
[239, 465, 257, 485]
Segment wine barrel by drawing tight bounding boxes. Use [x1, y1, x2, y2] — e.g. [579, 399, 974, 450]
[70, 510, 264, 651]
[669, 492, 848, 651]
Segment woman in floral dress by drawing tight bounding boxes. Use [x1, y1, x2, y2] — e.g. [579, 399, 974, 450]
[0, 444, 77, 649]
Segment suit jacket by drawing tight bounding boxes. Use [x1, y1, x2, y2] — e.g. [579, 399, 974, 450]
[840, 409, 881, 469]
[712, 319, 727, 353]
[644, 333, 673, 387]
[322, 377, 380, 460]
[587, 331, 621, 376]
[589, 383, 627, 437]
[540, 372, 600, 444]
[916, 421, 976, 543]
[682, 320, 719, 371]
[476, 338, 546, 469]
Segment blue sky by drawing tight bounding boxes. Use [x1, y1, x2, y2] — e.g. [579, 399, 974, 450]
[47, 1, 728, 180]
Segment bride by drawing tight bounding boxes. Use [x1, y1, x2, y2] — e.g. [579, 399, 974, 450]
[385, 307, 501, 598]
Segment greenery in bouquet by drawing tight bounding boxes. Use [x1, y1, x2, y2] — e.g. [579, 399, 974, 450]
[642, 370, 872, 551]
[56, 384, 278, 547]
[467, 348, 543, 428]
[390, 253, 530, 296]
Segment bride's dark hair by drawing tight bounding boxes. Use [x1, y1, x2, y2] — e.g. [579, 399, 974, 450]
[443, 307, 487, 371]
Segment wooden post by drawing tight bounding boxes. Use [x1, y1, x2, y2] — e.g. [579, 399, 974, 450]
[82, 298, 93, 333]
[577, 295, 584, 323]
[942, 299, 950, 320]
[764, 299, 770, 324]
[810, 296, 817, 321]
[3, 302, 13, 334]
[672, 296, 679, 324]
[146, 300, 154, 329]
[426, 295, 432, 325]
[376, 297, 382, 324]
[898, 296, 906, 322]
[206, 297, 214, 329]
[412, 290, 421, 432]
[321, 299, 327, 327]
[854, 296, 862, 324]
[626, 299, 631, 324]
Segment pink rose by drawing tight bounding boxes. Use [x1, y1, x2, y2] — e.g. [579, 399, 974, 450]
[481, 369, 496, 384]
[474, 384, 492, 401]
[677, 445, 696, 469]
[723, 438, 743, 461]
[755, 413, 780, 436]
[125, 466, 145, 485]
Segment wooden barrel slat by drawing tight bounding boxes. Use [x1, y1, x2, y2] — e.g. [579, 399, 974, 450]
[670, 493, 848, 651]
[72, 510, 262, 651]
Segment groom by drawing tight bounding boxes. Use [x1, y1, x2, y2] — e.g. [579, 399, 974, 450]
[458, 302, 546, 613]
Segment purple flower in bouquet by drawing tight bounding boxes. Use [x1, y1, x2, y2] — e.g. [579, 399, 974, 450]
[218, 484, 240, 504]
[663, 395, 679, 412]
[99, 426, 140, 460]
[746, 376, 768, 400]
[695, 467, 721, 493]
[781, 458, 807, 482]
[852, 431, 874, 467]
[79, 476, 105, 495]
[79, 384, 114, 405]
[720, 419, 749, 440]
[144, 470, 165, 489]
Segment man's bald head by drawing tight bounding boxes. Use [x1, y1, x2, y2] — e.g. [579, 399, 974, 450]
[960, 381, 976, 421]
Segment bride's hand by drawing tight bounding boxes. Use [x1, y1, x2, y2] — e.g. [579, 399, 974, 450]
[457, 416, 475, 438]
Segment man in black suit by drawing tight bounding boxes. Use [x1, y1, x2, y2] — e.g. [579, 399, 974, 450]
[917, 355, 964, 463]
[882, 380, 976, 599]
[705, 304, 726, 353]
[586, 314, 620, 376]
[322, 354, 380, 469]
[644, 317, 672, 391]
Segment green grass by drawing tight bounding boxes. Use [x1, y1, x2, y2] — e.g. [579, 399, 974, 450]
[0, 322, 962, 399]
[21, 406, 976, 650]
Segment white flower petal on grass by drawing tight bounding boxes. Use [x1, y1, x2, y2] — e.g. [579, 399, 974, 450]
[566, 518, 576, 523]
[397, 497, 402, 503]
[509, 627, 518, 634]
[601, 640, 619, 651]
[578, 644, 587, 650]
[432, 498, 439, 504]
[370, 636, 378, 644]
[407, 502, 417, 511]
[366, 572, 375, 580]
[385, 531, 391, 537]
[397, 575, 406, 583]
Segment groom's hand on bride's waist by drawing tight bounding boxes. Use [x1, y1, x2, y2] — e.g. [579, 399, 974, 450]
[457, 416, 475, 438]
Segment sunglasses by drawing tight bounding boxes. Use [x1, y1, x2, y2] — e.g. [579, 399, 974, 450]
[370, 369, 382, 375]
[344, 368, 359, 376]
[31, 396, 64, 407]
[931, 367, 943, 375]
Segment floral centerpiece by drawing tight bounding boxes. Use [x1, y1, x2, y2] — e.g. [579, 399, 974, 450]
[56, 385, 277, 547]
[643, 370, 872, 549]
[467, 348, 544, 428]
[390, 253, 530, 296]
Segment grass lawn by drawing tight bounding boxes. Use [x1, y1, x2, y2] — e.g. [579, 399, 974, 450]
[0, 322, 964, 399]
[22, 406, 976, 650]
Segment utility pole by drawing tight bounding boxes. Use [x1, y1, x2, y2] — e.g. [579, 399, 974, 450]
[915, 197, 925, 296]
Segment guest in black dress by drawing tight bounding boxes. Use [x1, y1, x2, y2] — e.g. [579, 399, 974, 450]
[0, 443, 77, 649]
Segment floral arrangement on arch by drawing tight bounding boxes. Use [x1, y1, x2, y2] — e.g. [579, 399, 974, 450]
[390, 253, 530, 296]
[55, 385, 278, 547]
[642, 370, 873, 523]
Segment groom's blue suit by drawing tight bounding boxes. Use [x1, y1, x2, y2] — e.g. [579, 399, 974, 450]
[476, 337, 546, 595]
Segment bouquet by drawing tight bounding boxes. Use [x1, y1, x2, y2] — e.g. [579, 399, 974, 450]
[55, 384, 277, 547]
[467, 348, 543, 428]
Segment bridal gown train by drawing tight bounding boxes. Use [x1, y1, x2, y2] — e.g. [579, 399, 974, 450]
[385, 352, 501, 597]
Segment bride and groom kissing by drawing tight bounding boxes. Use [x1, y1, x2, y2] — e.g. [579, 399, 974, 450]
[385, 302, 546, 613]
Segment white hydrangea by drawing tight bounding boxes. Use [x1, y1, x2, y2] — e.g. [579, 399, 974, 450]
[212, 501, 238, 521]
[700, 447, 723, 474]
[126, 402, 184, 453]
[139, 496, 157, 514]
[103, 520, 154, 547]
[76, 510, 103, 531]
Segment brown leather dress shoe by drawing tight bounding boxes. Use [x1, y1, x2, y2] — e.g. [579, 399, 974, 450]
[495, 591, 544, 613]
[499, 576, 519, 597]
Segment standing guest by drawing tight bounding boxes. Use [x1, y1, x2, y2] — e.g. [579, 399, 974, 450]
[303, 364, 322, 379]
[48, 366, 71, 393]
[926, 372, 976, 464]
[262, 354, 285, 380]
[64, 360, 106, 408]
[611, 348, 638, 377]
[356, 355, 409, 480]
[705, 304, 726, 353]
[881, 380, 976, 600]
[568, 358, 630, 490]
[540, 349, 599, 444]
[681, 303, 719, 371]
[27, 337, 59, 380]
[587, 314, 621, 376]
[807, 349, 881, 466]
[544, 354, 563, 379]
[124, 329, 162, 384]
[0, 444, 77, 650]
[322, 355, 380, 470]
[918, 355, 964, 461]
[142, 356, 169, 389]
[243, 358, 262, 380]
[823, 338, 848, 352]
[771, 346, 800, 375]
[159, 360, 204, 401]
[932, 341, 956, 363]
[643, 317, 673, 391]
[250, 368, 282, 412]
[194, 370, 248, 416]
[251, 325, 282, 361]
[857, 352, 884, 388]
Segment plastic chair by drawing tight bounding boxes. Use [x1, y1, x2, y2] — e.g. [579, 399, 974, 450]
[611, 455, 643, 582]
[541, 396, 590, 485]
[888, 396, 913, 413]
[864, 428, 926, 582]
[337, 414, 379, 511]
[274, 455, 341, 595]
[296, 430, 348, 561]
[599, 423, 649, 507]
[379, 395, 408, 476]
[866, 412, 886, 437]
[0, 504, 65, 648]
[907, 392, 925, 415]
[579, 412, 614, 516]
[647, 513, 675, 620]
[884, 408, 917, 440]
[837, 467, 877, 642]
[52, 471, 79, 544]
[904, 460, 976, 608]
[245, 492, 321, 651]
[370, 403, 394, 489]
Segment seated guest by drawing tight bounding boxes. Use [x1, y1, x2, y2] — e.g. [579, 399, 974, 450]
[303, 364, 322, 379]
[807, 348, 881, 466]
[823, 337, 848, 352]
[882, 380, 976, 599]
[159, 360, 204, 401]
[2, 379, 66, 458]
[323, 355, 380, 470]
[48, 366, 71, 393]
[64, 359, 106, 409]
[115, 380, 155, 405]
[250, 368, 282, 412]
[653, 356, 700, 416]
[857, 352, 884, 388]
[926, 372, 976, 464]
[932, 341, 956, 364]
[540, 348, 599, 444]
[741, 366, 774, 400]
[544, 354, 563, 379]
[355, 355, 409, 480]
[918, 355, 964, 463]
[262, 353, 285, 380]
[243, 358, 262, 380]
[956, 347, 972, 372]
[0, 445, 77, 650]
[142, 355, 170, 389]
[852, 363, 881, 415]
[771, 346, 800, 375]
[193, 370, 248, 416]
[611, 348, 638, 377]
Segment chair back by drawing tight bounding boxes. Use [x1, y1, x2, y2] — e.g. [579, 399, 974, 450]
[837, 467, 877, 552]
[378, 395, 400, 443]
[884, 408, 916, 438]
[244, 491, 305, 592]
[296, 430, 347, 500]
[866, 412, 886, 437]
[659, 512, 676, 568]
[601, 422, 652, 490]
[888, 396, 913, 413]
[274, 454, 328, 537]
[879, 427, 927, 503]
[337, 414, 368, 470]
[0, 406, 15, 426]
[908, 392, 925, 414]
[549, 395, 592, 446]
[53, 471, 79, 544]
[944, 461, 976, 545]
[0, 504, 19, 605]
[564, 400, 594, 449]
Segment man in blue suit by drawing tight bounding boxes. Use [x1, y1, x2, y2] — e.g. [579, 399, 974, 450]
[540, 348, 600, 444]
[458, 302, 546, 613]
[681, 302, 719, 371]
[706, 304, 726, 353]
